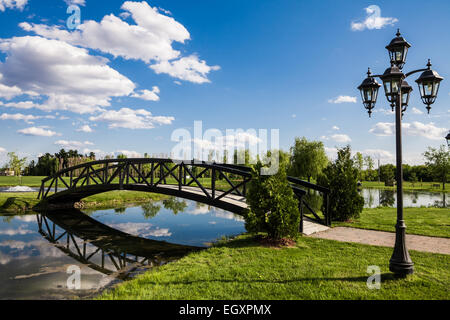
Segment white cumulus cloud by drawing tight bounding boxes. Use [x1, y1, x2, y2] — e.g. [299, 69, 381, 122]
[54, 140, 94, 149]
[0, 0, 28, 11]
[370, 121, 447, 140]
[76, 125, 93, 133]
[20, 1, 219, 84]
[150, 55, 220, 84]
[351, 5, 398, 31]
[0, 113, 40, 124]
[0, 36, 136, 114]
[131, 86, 160, 101]
[89, 108, 174, 129]
[328, 96, 357, 104]
[17, 126, 60, 137]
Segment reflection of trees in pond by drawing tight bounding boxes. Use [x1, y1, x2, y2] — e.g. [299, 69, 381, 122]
[361, 189, 375, 208]
[411, 192, 419, 204]
[141, 197, 188, 219]
[432, 193, 447, 208]
[114, 207, 127, 214]
[379, 190, 395, 207]
[163, 197, 188, 214]
[141, 202, 161, 219]
[1, 215, 14, 223]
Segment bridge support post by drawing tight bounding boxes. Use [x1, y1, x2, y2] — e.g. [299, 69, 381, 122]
[212, 167, 216, 199]
[299, 196, 304, 234]
[119, 164, 124, 190]
[179, 163, 182, 191]
[325, 193, 330, 226]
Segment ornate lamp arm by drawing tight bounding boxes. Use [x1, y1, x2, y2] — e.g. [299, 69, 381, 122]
[368, 68, 428, 80]
[404, 68, 428, 79]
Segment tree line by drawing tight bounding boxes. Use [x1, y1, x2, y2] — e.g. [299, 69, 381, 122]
[2, 141, 448, 189]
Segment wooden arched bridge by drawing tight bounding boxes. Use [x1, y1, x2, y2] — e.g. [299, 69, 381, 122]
[37, 158, 331, 232]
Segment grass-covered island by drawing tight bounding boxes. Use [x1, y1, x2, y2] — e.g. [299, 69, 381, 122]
[98, 234, 449, 300]
[0, 191, 168, 214]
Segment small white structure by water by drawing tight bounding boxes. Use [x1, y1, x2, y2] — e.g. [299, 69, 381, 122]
[4, 186, 35, 192]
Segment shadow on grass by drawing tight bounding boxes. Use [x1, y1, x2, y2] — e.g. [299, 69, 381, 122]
[135, 273, 398, 287]
[0, 197, 33, 212]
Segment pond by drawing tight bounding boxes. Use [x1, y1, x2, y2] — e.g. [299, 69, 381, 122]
[0, 198, 244, 300]
[360, 189, 448, 208]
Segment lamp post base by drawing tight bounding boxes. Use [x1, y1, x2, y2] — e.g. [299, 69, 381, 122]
[389, 221, 414, 276]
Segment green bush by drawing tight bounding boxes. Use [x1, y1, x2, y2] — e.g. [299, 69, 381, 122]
[245, 161, 300, 240]
[317, 146, 364, 222]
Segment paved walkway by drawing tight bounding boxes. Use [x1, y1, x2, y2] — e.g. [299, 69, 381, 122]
[309, 227, 450, 255]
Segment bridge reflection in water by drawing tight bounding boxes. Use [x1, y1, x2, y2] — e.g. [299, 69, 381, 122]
[37, 209, 202, 279]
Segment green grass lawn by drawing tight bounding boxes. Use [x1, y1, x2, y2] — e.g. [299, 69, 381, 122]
[334, 207, 450, 238]
[362, 181, 447, 193]
[0, 176, 49, 187]
[98, 234, 449, 300]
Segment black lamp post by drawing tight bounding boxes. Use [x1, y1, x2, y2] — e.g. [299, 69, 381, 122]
[358, 29, 444, 277]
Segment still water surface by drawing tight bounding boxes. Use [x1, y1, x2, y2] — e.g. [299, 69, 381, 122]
[360, 189, 448, 208]
[0, 199, 244, 300]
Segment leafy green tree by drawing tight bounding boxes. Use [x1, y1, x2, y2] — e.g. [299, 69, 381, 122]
[380, 164, 396, 186]
[245, 160, 300, 240]
[424, 145, 449, 190]
[317, 146, 364, 222]
[7, 152, 27, 176]
[410, 172, 418, 187]
[364, 155, 375, 181]
[290, 137, 328, 182]
[353, 152, 364, 181]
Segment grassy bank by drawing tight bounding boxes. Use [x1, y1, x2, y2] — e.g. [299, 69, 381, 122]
[98, 234, 449, 300]
[334, 207, 450, 238]
[0, 191, 168, 214]
[362, 181, 447, 193]
[0, 176, 59, 187]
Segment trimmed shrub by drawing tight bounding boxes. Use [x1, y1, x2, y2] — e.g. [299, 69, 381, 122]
[245, 161, 300, 240]
[317, 146, 364, 222]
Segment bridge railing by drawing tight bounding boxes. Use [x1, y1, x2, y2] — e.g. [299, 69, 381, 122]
[287, 177, 331, 229]
[38, 158, 331, 227]
[38, 158, 253, 202]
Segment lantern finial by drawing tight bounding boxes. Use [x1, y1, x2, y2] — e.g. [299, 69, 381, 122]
[427, 59, 432, 69]
[396, 29, 401, 37]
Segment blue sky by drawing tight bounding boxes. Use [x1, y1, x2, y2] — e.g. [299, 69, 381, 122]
[0, 0, 449, 166]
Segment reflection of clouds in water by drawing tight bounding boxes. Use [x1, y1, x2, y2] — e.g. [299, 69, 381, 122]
[142, 228, 171, 237]
[188, 205, 210, 215]
[108, 223, 171, 238]
[187, 203, 244, 222]
[0, 225, 33, 236]
[0, 239, 66, 265]
[215, 210, 244, 222]
[213, 208, 244, 222]
[14, 215, 37, 223]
